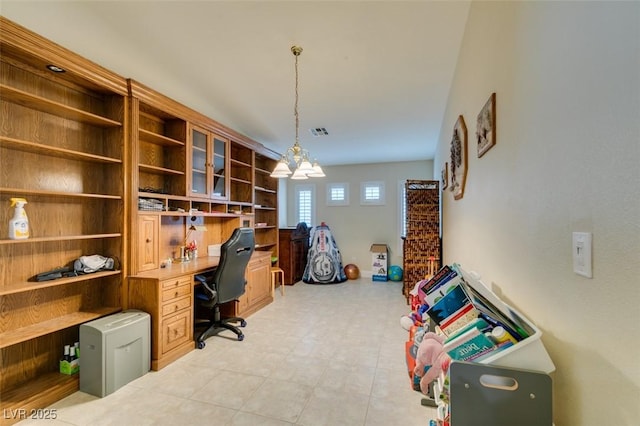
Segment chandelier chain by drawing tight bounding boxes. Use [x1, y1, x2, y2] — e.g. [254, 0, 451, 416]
[294, 50, 299, 145]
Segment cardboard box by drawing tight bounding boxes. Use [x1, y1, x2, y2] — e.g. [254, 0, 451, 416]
[370, 244, 389, 281]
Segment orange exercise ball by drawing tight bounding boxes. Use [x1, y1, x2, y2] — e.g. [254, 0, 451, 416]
[344, 264, 360, 280]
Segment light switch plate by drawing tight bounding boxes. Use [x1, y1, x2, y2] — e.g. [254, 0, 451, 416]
[572, 232, 592, 278]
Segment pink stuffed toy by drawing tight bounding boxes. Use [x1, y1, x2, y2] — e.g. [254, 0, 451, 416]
[413, 331, 451, 395]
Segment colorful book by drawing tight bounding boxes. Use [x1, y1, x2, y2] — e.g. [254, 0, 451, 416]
[419, 265, 454, 294]
[439, 303, 479, 337]
[426, 284, 471, 325]
[445, 328, 497, 362]
[470, 340, 515, 362]
[443, 320, 493, 353]
[462, 282, 529, 340]
[420, 266, 458, 306]
[424, 275, 464, 308]
[444, 318, 491, 343]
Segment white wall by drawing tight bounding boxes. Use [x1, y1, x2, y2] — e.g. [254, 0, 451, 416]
[435, 1, 640, 424]
[284, 160, 433, 273]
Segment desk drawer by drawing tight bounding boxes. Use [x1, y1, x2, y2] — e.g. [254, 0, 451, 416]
[161, 276, 192, 290]
[161, 309, 192, 354]
[162, 283, 191, 302]
[162, 295, 191, 317]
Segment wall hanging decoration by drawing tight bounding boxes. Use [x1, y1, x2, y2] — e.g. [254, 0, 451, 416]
[450, 115, 467, 200]
[441, 162, 449, 190]
[477, 92, 496, 158]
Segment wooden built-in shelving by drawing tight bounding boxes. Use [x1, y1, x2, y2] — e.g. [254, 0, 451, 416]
[0, 270, 122, 296]
[0, 16, 283, 418]
[0, 234, 122, 245]
[0, 136, 122, 163]
[0, 187, 122, 199]
[1, 372, 79, 421]
[253, 153, 279, 257]
[0, 84, 123, 127]
[0, 17, 127, 421]
[139, 128, 185, 147]
[138, 164, 186, 176]
[0, 307, 120, 349]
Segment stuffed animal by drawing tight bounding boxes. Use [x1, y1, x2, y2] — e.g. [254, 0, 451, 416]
[413, 331, 451, 395]
[400, 303, 431, 332]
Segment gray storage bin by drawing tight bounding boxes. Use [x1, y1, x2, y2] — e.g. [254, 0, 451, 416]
[80, 310, 150, 397]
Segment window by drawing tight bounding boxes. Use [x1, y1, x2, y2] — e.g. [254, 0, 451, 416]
[295, 184, 315, 226]
[327, 182, 349, 206]
[399, 181, 407, 239]
[360, 181, 385, 205]
[398, 180, 407, 253]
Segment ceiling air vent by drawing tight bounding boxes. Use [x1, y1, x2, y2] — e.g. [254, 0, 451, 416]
[309, 127, 329, 137]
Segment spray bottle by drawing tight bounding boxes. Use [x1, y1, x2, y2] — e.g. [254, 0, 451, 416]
[8, 198, 29, 240]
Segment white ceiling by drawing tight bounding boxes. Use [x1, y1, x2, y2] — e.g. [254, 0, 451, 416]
[3, 1, 470, 166]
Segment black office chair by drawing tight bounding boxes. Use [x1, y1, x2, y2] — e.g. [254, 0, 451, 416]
[194, 227, 255, 349]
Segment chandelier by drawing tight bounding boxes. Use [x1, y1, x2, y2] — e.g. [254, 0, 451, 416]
[270, 46, 325, 179]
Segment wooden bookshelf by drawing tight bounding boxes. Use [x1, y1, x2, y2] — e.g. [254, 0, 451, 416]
[0, 17, 127, 420]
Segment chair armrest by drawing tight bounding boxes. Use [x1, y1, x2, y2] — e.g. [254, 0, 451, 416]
[195, 274, 217, 300]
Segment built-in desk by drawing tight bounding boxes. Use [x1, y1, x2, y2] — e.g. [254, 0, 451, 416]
[128, 251, 272, 370]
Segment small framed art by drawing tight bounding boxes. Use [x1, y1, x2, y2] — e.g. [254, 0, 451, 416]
[450, 115, 467, 200]
[477, 92, 496, 158]
[441, 162, 449, 190]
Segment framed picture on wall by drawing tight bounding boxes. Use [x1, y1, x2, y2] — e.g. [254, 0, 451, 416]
[477, 92, 496, 157]
[450, 115, 467, 200]
[441, 162, 449, 190]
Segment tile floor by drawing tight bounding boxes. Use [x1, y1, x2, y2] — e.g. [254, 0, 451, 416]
[18, 278, 436, 425]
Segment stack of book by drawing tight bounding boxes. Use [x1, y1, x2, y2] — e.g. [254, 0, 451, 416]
[421, 264, 533, 362]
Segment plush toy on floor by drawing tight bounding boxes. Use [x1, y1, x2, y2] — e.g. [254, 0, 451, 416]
[413, 331, 451, 395]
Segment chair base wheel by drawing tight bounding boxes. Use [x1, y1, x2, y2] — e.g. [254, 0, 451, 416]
[237, 334, 244, 341]
[196, 340, 206, 349]
[240, 319, 247, 327]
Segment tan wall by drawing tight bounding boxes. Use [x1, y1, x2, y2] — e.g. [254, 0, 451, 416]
[435, 1, 640, 424]
[284, 160, 433, 272]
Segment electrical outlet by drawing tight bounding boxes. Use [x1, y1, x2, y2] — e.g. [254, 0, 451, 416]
[572, 232, 592, 278]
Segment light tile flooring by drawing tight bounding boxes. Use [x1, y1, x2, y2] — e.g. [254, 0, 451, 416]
[18, 278, 436, 425]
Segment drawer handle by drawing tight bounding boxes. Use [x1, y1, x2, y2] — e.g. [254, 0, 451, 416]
[174, 305, 178, 311]
[174, 291, 179, 298]
[146, 238, 151, 243]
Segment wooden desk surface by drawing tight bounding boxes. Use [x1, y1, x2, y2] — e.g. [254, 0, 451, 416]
[130, 251, 271, 281]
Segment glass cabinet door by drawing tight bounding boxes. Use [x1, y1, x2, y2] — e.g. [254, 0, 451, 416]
[191, 127, 208, 197]
[212, 135, 227, 199]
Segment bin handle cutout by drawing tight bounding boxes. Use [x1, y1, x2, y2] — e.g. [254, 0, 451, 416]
[478, 374, 519, 391]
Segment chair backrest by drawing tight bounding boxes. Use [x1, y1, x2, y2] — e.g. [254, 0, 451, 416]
[212, 227, 255, 304]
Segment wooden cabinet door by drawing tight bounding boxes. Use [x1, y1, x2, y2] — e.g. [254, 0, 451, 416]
[161, 309, 192, 354]
[246, 255, 270, 306]
[138, 215, 159, 272]
[291, 239, 307, 282]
